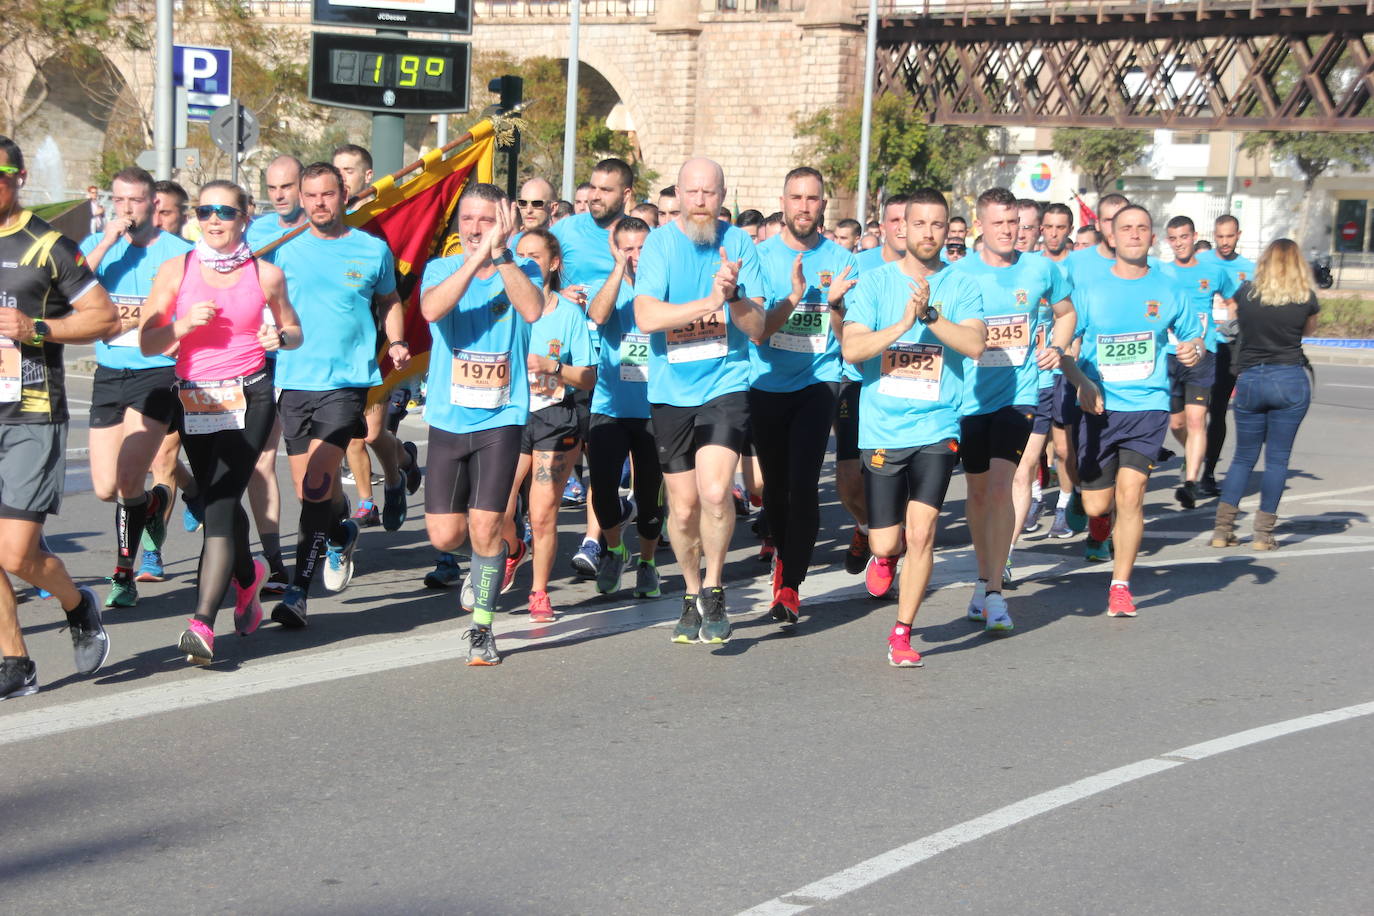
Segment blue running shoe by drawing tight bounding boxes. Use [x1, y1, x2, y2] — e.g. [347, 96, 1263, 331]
[135, 549, 166, 582]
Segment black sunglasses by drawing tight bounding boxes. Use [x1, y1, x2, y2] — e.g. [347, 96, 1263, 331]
[195, 204, 241, 221]
[516, 199, 547, 209]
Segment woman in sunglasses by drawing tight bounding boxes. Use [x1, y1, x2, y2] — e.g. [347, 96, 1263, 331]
[141, 181, 302, 665]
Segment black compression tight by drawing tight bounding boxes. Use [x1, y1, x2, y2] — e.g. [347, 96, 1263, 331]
[587, 415, 664, 544]
[179, 374, 276, 625]
[748, 382, 838, 590]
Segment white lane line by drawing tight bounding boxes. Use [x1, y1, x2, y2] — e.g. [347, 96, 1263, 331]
[739, 699, 1374, 915]
[1327, 383, 1374, 390]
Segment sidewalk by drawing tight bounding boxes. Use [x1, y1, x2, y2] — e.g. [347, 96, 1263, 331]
[1306, 344, 1374, 367]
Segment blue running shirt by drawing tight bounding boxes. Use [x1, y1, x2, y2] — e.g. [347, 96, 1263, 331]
[750, 235, 858, 392]
[592, 279, 651, 420]
[272, 229, 397, 391]
[1073, 268, 1203, 412]
[951, 251, 1070, 412]
[633, 221, 765, 407]
[527, 294, 596, 413]
[845, 261, 985, 450]
[421, 253, 544, 434]
[80, 231, 191, 370]
[1159, 259, 1238, 353]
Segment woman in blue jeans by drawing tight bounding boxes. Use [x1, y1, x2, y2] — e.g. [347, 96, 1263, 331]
[1211, 238, 1320, 550]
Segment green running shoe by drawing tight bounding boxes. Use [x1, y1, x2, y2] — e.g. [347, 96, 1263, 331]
[104, 573, 138, 608]
[671, 596, 702, 644]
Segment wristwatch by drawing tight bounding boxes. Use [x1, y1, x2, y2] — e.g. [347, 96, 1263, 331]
[277, 328, 289, 349]
[919, 305, 939, 326]
[727, 285, 744, 304]
[491, 248, 514, 266]
[389, 340, 409, 350]
[27, 319, 50, 346]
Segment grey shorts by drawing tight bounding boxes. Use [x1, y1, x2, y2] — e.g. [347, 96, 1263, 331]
[0, 422, 67, 520]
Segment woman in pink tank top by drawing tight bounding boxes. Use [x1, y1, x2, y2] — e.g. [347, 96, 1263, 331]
[141, 180, 301, 666]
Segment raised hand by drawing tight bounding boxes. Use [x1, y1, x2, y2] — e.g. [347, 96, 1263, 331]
[827, 265, 857, 309]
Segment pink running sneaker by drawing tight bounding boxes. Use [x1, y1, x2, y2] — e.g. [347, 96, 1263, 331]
[528, 589, 556, 623]
[234, 558, 269, 636]
[865, 555, 897, 599]
[179, 619, 214, 666]
[1107, 584, 1138, 618]
[501, 541, 530, 595]
[887, 623, 924, 667]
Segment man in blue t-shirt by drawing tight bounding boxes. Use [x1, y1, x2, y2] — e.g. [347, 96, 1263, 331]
[749, 166, 859, 627]
[633, 157, 767, 646]
[1061, 205, 1203, 619]
[267, 162, 406, 630]
[419, 182, 543, 666]
[1160, 215, 1240, 509]
[950, 187, 1076, 634]
[80, 166, 192, 609]
[246, 156, 308, 253]
[1197, 213, 1258, 497]
[552, 158, 637, 584]
[840, 187, 987, 668]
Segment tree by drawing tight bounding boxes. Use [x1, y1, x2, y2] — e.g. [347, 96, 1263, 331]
[1240, 131, 1374, 243]
[793, 93, 991, 216]
[453, 52, 657, 200]
[1051, 128, 1152, 196]
[0, 0, 128, 137]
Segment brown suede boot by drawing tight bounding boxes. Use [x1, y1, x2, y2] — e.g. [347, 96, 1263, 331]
[1210, 502, 1239, 548]
[1252, 510, 1278, 550]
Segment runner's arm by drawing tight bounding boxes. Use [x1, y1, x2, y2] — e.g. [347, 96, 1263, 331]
[420, 256, 484, 322]
[498, 261, 543, 323]
[633, 292, 723, 334]
[588, 260, 627, 326]
[759, 253, 806, 338]
[6, 283, 120, 345]
[258, 261, 302, 350]
[377, 291, 407, 366]
[1037, 296, 1076, 370]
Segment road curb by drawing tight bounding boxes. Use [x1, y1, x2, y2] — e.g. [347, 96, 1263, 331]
[1306, 345, 1374, 367]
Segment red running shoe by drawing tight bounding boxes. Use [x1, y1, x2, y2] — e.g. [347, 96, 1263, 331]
[865, 555, 897, 599]
[770, 586, 800, 625]
[528, 589, 556, 623]
[887, 623, 923, 667]
[1107, 583, 1138, 618]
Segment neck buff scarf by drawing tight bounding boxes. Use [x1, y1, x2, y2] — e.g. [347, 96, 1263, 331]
[196, 239, 252, 273]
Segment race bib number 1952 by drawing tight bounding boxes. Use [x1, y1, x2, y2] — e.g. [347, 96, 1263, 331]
[878, 341, 943, 401]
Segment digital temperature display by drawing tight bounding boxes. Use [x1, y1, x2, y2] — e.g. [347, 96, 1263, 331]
[309, 33, 470, 114]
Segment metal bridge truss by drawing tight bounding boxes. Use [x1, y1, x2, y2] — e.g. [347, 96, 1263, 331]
[875, 3, 1374, 131]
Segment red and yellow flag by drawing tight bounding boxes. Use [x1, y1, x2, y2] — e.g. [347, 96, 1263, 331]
[347, 120, 497, 402]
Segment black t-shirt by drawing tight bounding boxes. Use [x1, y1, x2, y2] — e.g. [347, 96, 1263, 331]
[0, 211, 99, 423]
[1232, 281, 1319, 372]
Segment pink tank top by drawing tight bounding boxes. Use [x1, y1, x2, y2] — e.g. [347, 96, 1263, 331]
[173, 252, 268, 382]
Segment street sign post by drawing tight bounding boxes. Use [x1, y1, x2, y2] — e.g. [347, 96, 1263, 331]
[174, 45, 232, 122]
[209, 100, 260, 186]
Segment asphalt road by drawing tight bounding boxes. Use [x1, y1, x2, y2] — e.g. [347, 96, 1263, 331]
[4, 358, 1373, 915]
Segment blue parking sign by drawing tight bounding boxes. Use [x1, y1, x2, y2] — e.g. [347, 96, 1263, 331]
[174, 45, 232, 121]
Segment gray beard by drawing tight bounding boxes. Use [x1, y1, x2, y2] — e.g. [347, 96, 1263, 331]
[682, 215, 717, 246]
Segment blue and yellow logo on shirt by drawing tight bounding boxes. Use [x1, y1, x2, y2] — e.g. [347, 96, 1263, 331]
[1145, 300, 1161, 319]
[1199, 278, 1210, 291]
[1015, 289, 1028, 306]
[490, 297, 510, 319]
[342, 260, 367, 288]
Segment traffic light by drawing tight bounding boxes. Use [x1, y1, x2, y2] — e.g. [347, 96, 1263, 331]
[488, 75, 523, 113]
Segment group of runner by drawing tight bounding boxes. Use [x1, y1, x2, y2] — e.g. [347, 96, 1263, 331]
[1, 131, 1279, 697]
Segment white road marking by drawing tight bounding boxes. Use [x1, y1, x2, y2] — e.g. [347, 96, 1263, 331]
[1327, 383, 1374, 389]
[738, 700, 1374, 915]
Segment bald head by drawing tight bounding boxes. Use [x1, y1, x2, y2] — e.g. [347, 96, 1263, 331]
[678, 157, 725, 197]
[516, 177, 555, 230]
[676, 157, 726, 245]
[265, 155, 304, 221]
